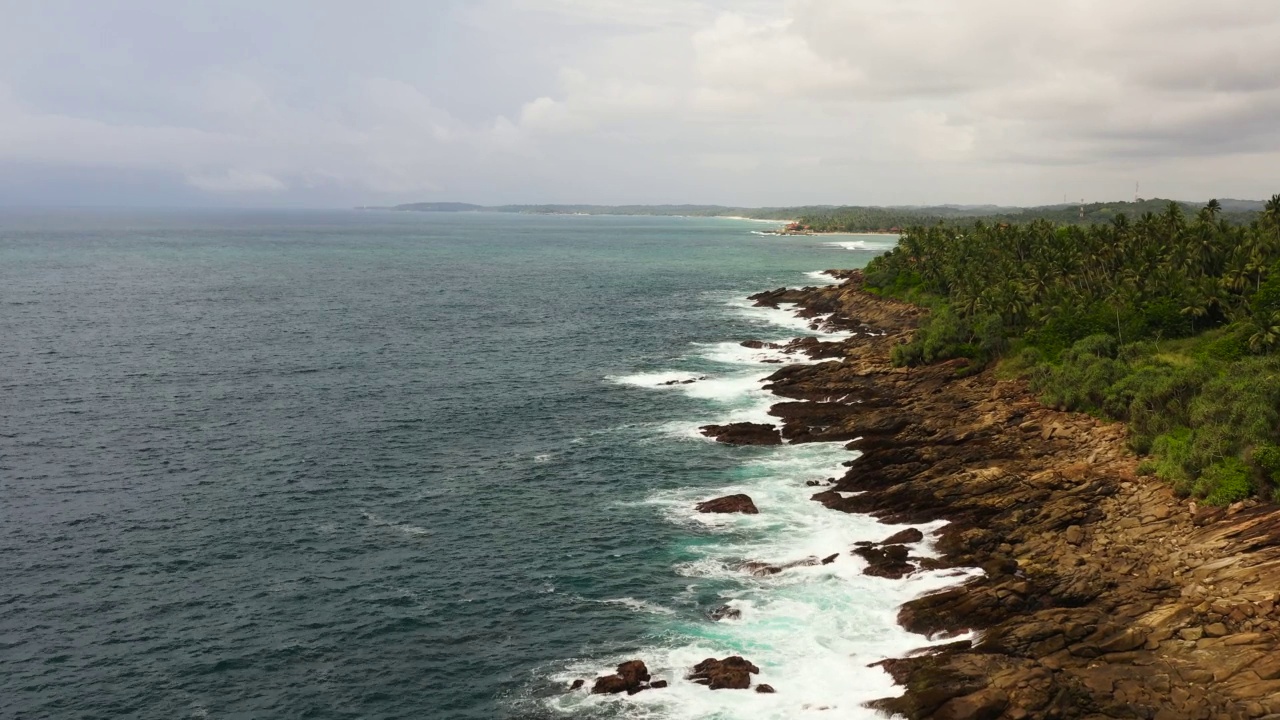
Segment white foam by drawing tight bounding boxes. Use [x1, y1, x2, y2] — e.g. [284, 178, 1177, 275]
[803, 270, 839, 285]
[599, 597, 679, 616]
[824, 235, 899, 253]
[693, 341, 825, 367]
[725, 300, 854, 340]
[610, 371, 704, 388]
[541, 443, 977, 719]
[361, 511, 430, 537]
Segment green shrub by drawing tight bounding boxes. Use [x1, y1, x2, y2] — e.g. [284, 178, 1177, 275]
[1150, 429, 1194, 494]
[1197, 326, 1249, 363]
[1031, 334, 1126, 411]
[1186, 361, 1280, 472]
[1253, 443, 1280, 482]
[891, 306, 1007, 369]
[1107, 361, 1208, 452]
[1194, 457, 1253, 506]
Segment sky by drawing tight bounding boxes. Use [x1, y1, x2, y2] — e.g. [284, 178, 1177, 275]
[2, 0, 1279, 208]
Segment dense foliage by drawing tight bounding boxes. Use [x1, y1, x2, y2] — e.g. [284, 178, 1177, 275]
[801, 198, 1264, 233]
[864, 196, 1280, 505]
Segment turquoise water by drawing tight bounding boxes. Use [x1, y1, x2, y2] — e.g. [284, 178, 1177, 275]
[0, 210, 964, 719]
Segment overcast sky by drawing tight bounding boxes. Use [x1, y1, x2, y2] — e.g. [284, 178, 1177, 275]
[2, 0, 1278, 207]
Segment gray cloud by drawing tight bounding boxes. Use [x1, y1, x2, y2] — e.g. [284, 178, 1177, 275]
[1, 0, 1277, 207]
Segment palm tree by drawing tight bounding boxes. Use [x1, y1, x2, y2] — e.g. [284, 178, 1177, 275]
[1249, 311, 1280, 353]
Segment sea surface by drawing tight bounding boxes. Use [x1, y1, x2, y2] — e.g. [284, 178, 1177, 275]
[0, 210, 968, 719]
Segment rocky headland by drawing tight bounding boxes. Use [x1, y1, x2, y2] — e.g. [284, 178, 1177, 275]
[719, 271, 1280, 719]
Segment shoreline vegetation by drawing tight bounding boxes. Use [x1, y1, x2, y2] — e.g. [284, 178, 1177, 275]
[700, 263, 1280, 717]
[868, 195, 1280, 508]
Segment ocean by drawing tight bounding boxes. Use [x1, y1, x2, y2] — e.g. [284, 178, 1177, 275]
[0, 210, 964, 719]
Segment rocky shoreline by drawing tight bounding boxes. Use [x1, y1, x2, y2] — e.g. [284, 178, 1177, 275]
[733, 271, 1280, 719]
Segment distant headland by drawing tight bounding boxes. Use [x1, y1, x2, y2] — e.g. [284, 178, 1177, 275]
[363, 199, 1271, 235]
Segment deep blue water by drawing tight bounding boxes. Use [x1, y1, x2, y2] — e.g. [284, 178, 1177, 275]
[0, 210, 940, 720]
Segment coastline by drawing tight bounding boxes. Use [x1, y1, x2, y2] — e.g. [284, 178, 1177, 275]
[740, 271, 1280, 719]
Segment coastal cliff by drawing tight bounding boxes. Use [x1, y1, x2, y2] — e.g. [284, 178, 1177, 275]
[744, 271, 1280, 719]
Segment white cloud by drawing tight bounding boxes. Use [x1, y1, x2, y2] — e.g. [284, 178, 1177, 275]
[2, 0, 1279, 205]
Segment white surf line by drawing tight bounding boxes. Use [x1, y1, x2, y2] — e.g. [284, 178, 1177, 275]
[549, 283, 978, 719]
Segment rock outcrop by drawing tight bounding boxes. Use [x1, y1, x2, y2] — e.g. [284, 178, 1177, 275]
[688, 656, 760, 690]
[700, 269, 1280, 718]
[699, 422, 782, 445]
[695, 494, 759, 514]
[591, 660, 657, 695]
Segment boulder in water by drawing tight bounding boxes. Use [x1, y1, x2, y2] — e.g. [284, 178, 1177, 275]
[695, 494, 759, 514]
[855, 544, 916, 579]
[688, 656, 760, 690]
[709, 604, 742, 621]
[756, 684, 776, 694]
[699, 422, 782, 445]
[591, 660, 651, 695]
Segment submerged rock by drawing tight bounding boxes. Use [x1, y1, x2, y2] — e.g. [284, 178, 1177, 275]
[688, 656, 760, 690]
[709, 605, 742, 621]
[740, 557, 820, 576]
[695, 494, 759, 514]
[659, 376, 706, 386]
[569, 679, 584, 691]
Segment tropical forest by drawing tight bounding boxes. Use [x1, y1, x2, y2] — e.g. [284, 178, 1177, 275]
[863, 196, 1280, 506]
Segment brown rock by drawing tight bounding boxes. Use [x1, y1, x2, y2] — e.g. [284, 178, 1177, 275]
[739, 561, 781, 576]
[591, 675, 630, 694]
[699, 422, 782, 445]
[591, 660, 651, 694]
[650, 680, 668, 689]
[821, 553, 839, 565]
[881, 527, 925, 545]
[1097, 627, 1148, 653]
[695, 494, 760, 514]
[934, 687, 1008, 720]
[854, 542, 916, 578]
[569, 679, 584, 691]
[688, 656, 759, 690]
[1064, 525, 1084, 545]
[755, 684, 776, 693]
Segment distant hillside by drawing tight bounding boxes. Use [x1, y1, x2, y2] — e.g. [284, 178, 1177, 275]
[371, 198, 1273, 233]
[796, 199, 1267, 233]
[388, 202, 486, 212]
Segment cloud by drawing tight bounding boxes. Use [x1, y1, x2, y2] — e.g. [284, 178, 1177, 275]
[1, 0, 1279, 205]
